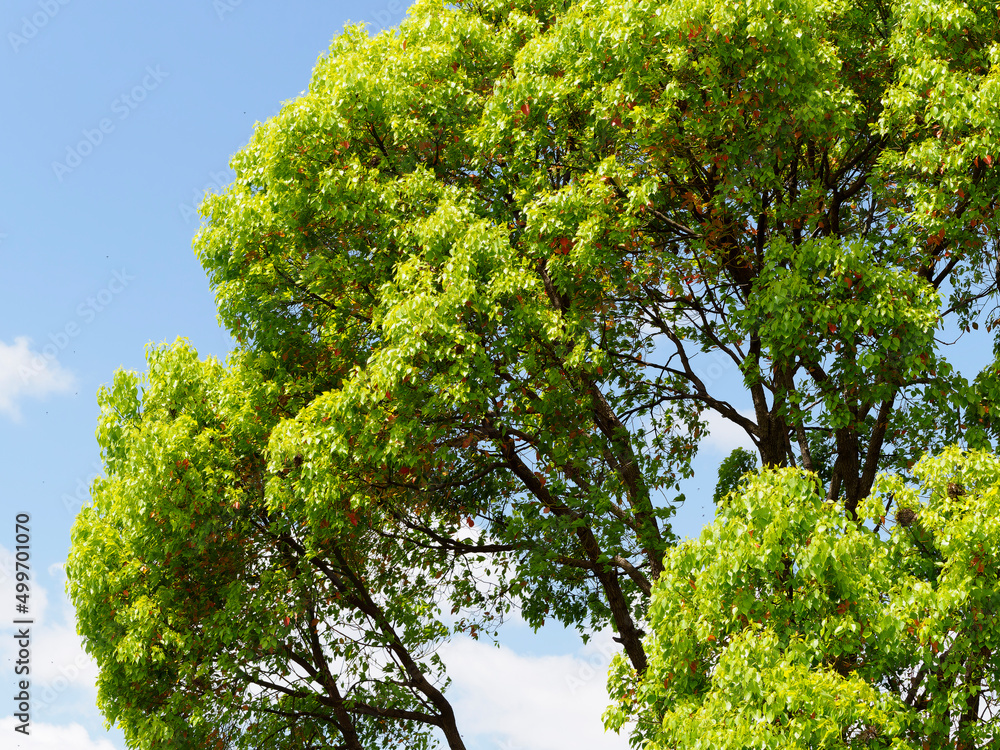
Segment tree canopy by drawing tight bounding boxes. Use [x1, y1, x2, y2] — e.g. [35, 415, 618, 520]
[607, 447, 1000, 748]
[67, 0, 1000, 747]
[69, 344, 496, 748]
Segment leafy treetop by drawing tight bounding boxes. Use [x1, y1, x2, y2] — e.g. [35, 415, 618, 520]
[68, 0, 1000, 746]
[608, 446, 1000, 749]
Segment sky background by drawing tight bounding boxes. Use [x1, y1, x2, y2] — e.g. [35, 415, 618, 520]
[2, 2, 992, 750]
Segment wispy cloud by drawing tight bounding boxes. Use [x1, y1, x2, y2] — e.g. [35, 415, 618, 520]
[0, 337, 75, 419]
[701, 409, 756, 454]
[0, 546, 105, 736]
[440, 630, 631, 750]
[0, 718, 118, 750]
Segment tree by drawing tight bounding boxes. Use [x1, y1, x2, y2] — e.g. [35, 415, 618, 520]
[714, 447, 759, 505]
[606, 447, 1000, 748]
[67, 0, 1000, 746]
[68, 344, 507, 749]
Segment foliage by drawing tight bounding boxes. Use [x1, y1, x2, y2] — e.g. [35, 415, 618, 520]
[67, 342, 504, 749]
[607, 446, 1000, 748]
[67, 0, 1000, 746]
[193, 0, 697, 679]
[713, 447, 759, 505]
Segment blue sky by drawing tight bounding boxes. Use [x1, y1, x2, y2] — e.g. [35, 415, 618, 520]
[3, 2, 992, 749]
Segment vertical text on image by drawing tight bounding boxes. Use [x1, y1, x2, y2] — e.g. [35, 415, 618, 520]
[12, 513, 32, 737]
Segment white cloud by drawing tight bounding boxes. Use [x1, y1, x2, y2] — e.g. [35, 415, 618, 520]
[0, 717, 118, 750]
[0, 546, 102, 725]
[440, 630, 631, 750]
[0, 337, 75, 419]
[28, 623, 102, 704]
[701, 409, 756, 455]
